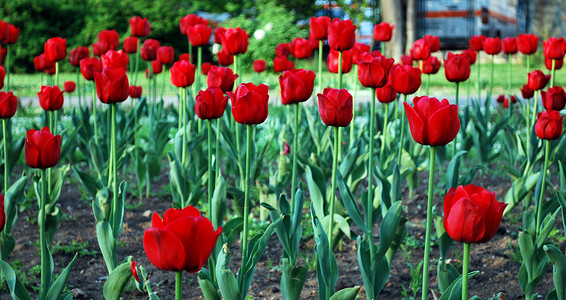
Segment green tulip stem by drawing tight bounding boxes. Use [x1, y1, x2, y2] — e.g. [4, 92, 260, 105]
[188, 41, 193, 63]
[111, 104, 118, 250]
[207, 120, 213, 218]
[76, 69, 82, 108]
[92, 81, 99, 143]
[367, 88, 376, 245]
[421, 146, 436, 300]
[397, 94, 408, 166]
[551, 59, 556, 88]
[453, 82, 460, 156]
[215, 118, 221, 182]
[48, 111, 53, 197]
[242, 125, 252, 261]
[329, 126, 339, 249]
[5, 45, 9, 91]
[531, 90, 539, 134]
[133, 47, 140, 86]
[39, 169, 48, 300]
[291, 103, 299, 211]
[3, 119, 7, 194]
[160, 66, 168, 102]
[380, 101, 389, 164]
[507, 54, 512, 96]
[197, 46, 202, 92]
[426, 74, 431, 95]
[181, 87, 187, 166]
[318, 40, 323, 93]
[233, 54, 239, 87]
[175, 271, 183, 300]
[395, 94, 400, 120]
[489, 55, 494, 103]
[55, 61, 59, 88]
[476, 51, 481, 101]
[338, 51, 343, 161]
[350, 64, 358, 148]
[536, 140, 550, 237]
[461, 242, 471, 300]
[178, 87, 183, 131]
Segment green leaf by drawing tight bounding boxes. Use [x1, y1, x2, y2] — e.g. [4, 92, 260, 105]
[112, 181, 127, 239]
[337, 171, 370, 235]
[212, 176, 227, 229]
[329, 286, 360, 300]
[504, 172, 540, 215]
[198, 270, 222, 300]
[4, 176, 28, 235]
[96, 221, 117, 274]
[0, 259, 31, 300]
[438, 271, 479, 300]
[281, 258, 307, 300]
[72, 166, 100, 198]
[222, 217, 243, 248]
[377, 201, 403, 257]
[519, 231, 535, 279]
[102, 257, 133, 300]
[312, 216, 338, 300]
[305, 165, 325, 220]
[544, 245, 566, 300]
[46, 254, 77, 300]
[445, 151, 467, 189]
[215, 244, 241, 300]
[437, 258, 459, 293]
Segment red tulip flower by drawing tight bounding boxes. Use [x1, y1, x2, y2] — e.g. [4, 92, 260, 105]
[68, 46, 90, 67]
[496, 94, 517, 108]
[542, 86, 566, 111]
[444, 53, 471, 82]
[443, 185, 506, 243]
[151, 60, 162, 75]
[469, 35, 486, 51]
[220, 28, 249, 55]
[373, 22, 394, 42]
[33, 53, 53, 72]
[201, 62, 212, 75]
[521, 84, 534, 99]
[45, 65, 56, 76]
[228, 83, 269, 125]
[143, 206, 222, 273]
[502, 37, 518, 54]
[424, 34, 440, 52]
[179, 53, 191, 62]
[357, 52, 394, 88]
[102, 50, 129, 72]
[131, 261, 141, 283]
[275, 43, 291, 57]
[376, 80, 397, 104]
[462, 49, 477, 64]
[155, 46, 174, 66]
[4, 24, 19, 45]
[129, 85, 142, 99]
[188, 24, 213, 47]
[80, 57, 102, 81]
[0, 91, 17, 119]
[482, 37, 501, 55]
[0, 66, 4, 90]
[38, 86, 64, 111]
[400, 55, 413, 66]
[64, 81, 76, 93]
[44, 37, 67, 62]
[390, 65, 422, 95]
[545, 57, 563, 70]
[327, 19, 357, 51]
[207, 66, 238, 93]
[0, 194, 4, 233]
[351, 42, 371, 65]
[170, 60, 196, 88]
[94, 67, 130, 104]
[422, 56, 441, 75]
[0, 21, 7, 43]
[141, 39, 161, 61]
[123, 37, 138, 54]
[97, 30, 120, 53]
[195, 87, 228, 120]
[217, 50, 234, 66]
[279, 69, 316, 105]
[213, 27, 226, 44]
[25, 127, 61, 169]
[179, 14, 208, 35]
[253, 59, 266, 73]
[404, 96, 460, 146]
[517, 33, 539, 55]
[327, 48, 353, 74]
[410, 38, 431, 61]
[289, 38, 314, 59]
[129, 16, 151, 37]
[528, 70, 551, 91]
[535, 110, 563, 140]
[0, 45, 6, 65]
[310, 16, 331, 40]
[91, 42, 106, 57]
[317, 88, 353, 127]
[543, 37, 566, 60]
[273, 56, 295, 73]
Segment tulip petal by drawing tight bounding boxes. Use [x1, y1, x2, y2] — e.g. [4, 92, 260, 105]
[40, 135, 61, 169]
[444, 198, 486, 243]
[143, 227, 186, 272]
[404, 102, 424, 144]
[24, 140, 40, 168]
[428, 104, 460, 146]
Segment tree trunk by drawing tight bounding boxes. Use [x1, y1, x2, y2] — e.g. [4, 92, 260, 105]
[380, 0, 405, 61]
[405, 0, 416, 52]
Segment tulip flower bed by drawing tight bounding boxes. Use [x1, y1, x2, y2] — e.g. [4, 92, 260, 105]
[1, 12, 566, 300]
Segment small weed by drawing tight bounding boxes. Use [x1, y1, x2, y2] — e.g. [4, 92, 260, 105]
[126, 200, 144, 210]
[400, 260, 423, 300]
[53, 240, 98, 256]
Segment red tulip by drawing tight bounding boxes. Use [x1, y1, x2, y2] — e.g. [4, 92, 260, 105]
[129, 16, 151, 38]
[227, 83, 269, 125]
[68, 46, 90, 67]
[123, 37, 138, 54]
[97, 30, 120, 53]
[143, 206, 222, 273]
[151, 60, 162, 75]
[0, 45, 6, 65]
[373, 22, 394, 42]
[91, 42, 106, 57]
[213, 27, 225, 44]
[422, 56, 441, 75]
[0, 91, 17, 119]
[469, 35, 486, 51]
[141, 39, 160, 61]
[310, 16, 331, 40]
[410, 38, 431, 60]
[34, 54, 53, 72]
[102, 50, 129, 72]
[535, 110, 563, 140]
[195, 87, 228, 120]
[518, 33, 539, 55]
[80, 57, 102, 81]
[0, 194, 4, 233]
[444, 53, 471, 82]
[179, 53, 191, 62]
[390, 65, 421, 95]
[275, 43, 291, 57]
[201, 62, 212, 75]
[520, 84, 534, 99]
[253, 59, 266, 73]
[401, 55, 413, 66]
[327, 48, 353, 74]
[528, 70, 550, 91]
[94, 67, 130, 104]
[351, 43, 371, 65]
[502, 37, 518, 54]
[279, 69, 316, 105]
[273, 56, 295, 73]
[357, 52, 394, 88]
[376, 80, 397, 103]
[188, 24, 213, 47]
[156, 46, 175, 65]
[0, 66, 4, 90]
[179, 14, 208, 35]
[38, 86, 64, 111]
[170, 60, 196, 88]
[424, 34, 440, 52]
[289, 38, 314, 59]
[496, 94, 517, 108]
[131, 261, 141, 283]
[217, 49, 234, 66]
[45, 65, 56, 75]
[317, 88, 353, 127]
[64, 81, 76, 93]
[462, 49, 477, 64]
[0, 21, 7, 43]
[44, 37, 67, 62]
[545, 57, 563, 71]
[129, 85, 142, 99]
[4, 24, 19, 45]
[220, 28, 248, 55]
[404, 96, 460, 146]
[207, 66, 238, 93]
[542, 86, 566, 111]
[443, 185, 506, 243]
[327, 19, 357, 51]
[25, 127, 61, 169]
[482, 37, 501, 55]
[543, 37, 566, 60]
